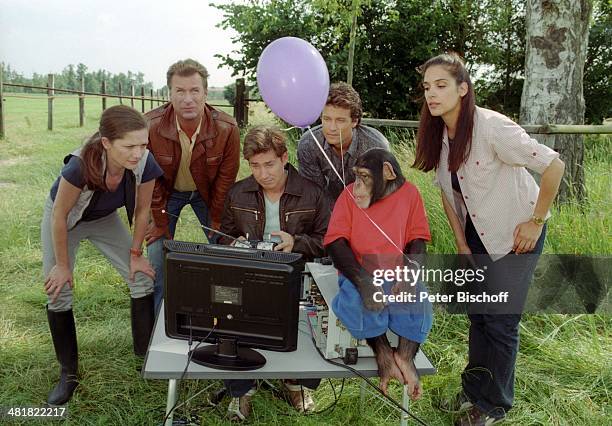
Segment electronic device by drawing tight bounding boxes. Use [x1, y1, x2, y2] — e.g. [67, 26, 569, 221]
[303, 262, 398, 362]
[233, 240, 277, 250]
[163, 240, 304, 370]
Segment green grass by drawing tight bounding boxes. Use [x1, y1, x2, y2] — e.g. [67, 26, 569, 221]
[0, 96, 610, 425]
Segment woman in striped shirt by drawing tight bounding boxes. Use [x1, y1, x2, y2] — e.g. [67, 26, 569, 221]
[413, 53, 565, 425]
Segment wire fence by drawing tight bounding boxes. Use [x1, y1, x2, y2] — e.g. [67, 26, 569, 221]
[0, 69, 611, 138]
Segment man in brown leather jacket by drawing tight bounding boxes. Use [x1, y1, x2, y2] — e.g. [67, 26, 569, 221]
[144, 59, 240, 312]
[220, 126, 329, 421]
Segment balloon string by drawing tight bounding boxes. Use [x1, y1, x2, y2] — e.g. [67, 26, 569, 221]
[280, 126, 300, 132]
[306, 126, 416, 266]
[307, 126, 345, 184]
[339, 127, 346, 189]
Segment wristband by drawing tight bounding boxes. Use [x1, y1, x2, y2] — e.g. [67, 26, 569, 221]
[130, 247, 143, 257]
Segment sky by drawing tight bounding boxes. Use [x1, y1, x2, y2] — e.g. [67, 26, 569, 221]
[0, 0, 243, 89]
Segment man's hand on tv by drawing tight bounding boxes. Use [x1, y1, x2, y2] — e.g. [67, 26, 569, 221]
[145, 222, 170, 246]
[271, 231, 294, 253]
[207, 220, 221, 242]
[231, 236, 248, 247]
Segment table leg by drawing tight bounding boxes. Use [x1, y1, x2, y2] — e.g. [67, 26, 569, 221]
[359, 379, 366, 414]
[400, 384, 409, 426]
[165, 379, 178, 426]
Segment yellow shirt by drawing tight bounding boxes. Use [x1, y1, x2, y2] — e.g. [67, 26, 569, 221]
[173, 117, 202, 191]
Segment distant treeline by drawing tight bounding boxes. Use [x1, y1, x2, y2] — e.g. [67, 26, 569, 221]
[2, 63, 158, 95]
[2, 63, 229, 102]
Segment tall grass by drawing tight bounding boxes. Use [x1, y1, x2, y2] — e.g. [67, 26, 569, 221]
[0, 97, 610, 425]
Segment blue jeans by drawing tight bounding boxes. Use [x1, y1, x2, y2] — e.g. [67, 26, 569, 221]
[461, 215, 546, 416]
[332, 276, 433, 343]
[147, 190, 212, 313]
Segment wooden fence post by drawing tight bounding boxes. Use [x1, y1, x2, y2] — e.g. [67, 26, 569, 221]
[140, 87, 145, 112]
[47, 74, 54, 131]
[244, 83, 250, 127]
[118, 82, 123, 105]
[234, 78, 246, 127]
[130, 84, 135, 108]
[0, 63, 5, 139]
[101, 80, 107, 111]
[150, 88, 154, 109]
[79, 76, 85, 127]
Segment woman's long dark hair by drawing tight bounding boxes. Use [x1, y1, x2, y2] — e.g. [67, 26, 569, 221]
[412, 53, 476, 173]
[80, 105, 146, 190]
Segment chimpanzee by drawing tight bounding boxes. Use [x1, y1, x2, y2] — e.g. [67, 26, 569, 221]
[324, 148, 433, 399]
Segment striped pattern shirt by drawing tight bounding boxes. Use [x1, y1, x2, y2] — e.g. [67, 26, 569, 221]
[435, 107, 559, 259]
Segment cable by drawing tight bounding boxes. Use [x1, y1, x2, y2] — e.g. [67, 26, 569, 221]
[162, 317, 217, 425]
[310, 378, 344, 415]
[339, 127, 346, 188]
[161, 209, 241, 245]
[305, 314, 429, 426]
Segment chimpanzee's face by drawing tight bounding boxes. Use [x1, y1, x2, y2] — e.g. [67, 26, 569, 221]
[352, 166, 373, 209]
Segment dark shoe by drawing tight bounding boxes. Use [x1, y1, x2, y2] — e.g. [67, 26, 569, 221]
[227, 388, 256, 421]
[440, 391, 474, 412]
[455, 406, 505, 425]
[281, 380, 315, 413]
[46, 307, 78, 405]
[130, 294, 155, 357]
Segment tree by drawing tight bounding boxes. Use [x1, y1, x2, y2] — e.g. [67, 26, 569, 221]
[213, 0, 608, 122]
[520, 0, 593, 202]
[223, 83, 236, 106]
[212, 0, 448, 118]
[583, 0, 611, 123]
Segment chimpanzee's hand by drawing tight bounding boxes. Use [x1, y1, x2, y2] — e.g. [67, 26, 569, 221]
[354, 276, 385, 312]
[392, 279, 417, 297]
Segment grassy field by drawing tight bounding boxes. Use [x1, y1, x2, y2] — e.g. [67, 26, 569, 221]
[0, 95, 610, 425]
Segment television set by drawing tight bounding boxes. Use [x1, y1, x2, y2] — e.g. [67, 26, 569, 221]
[163, 240, 304, 370]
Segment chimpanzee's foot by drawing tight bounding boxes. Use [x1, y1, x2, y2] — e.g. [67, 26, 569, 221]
[375, 344, 405, 395]
[393, 350, 422, 400]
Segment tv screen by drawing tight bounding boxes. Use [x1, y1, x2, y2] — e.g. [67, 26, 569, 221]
[163, 241, 304, 369]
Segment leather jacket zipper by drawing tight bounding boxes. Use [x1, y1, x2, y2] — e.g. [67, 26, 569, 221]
[231, 206, 260, 221]
[285, 209, 316, 222]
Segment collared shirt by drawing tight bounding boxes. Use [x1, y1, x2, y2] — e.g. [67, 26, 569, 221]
[435, 106, 559, 260]
[173, 116, 202, 191]
[297, 124, 390, 210]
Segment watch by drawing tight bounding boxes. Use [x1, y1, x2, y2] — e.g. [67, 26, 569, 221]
[130, 247, 143, 257]
[531, 215, 546, 226]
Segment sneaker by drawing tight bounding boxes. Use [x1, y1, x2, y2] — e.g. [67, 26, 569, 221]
[227, 388, 256, 421]
[455, 406, 505, 426]
[281, 380, 315, 413]
[440, 391, 474, 413]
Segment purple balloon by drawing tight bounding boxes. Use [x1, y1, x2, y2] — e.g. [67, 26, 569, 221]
[257, 37, 330, 127]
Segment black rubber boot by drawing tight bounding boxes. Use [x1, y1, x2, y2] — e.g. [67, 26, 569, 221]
[46, 307, 78, 405]
[130, 293, 155, 357]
